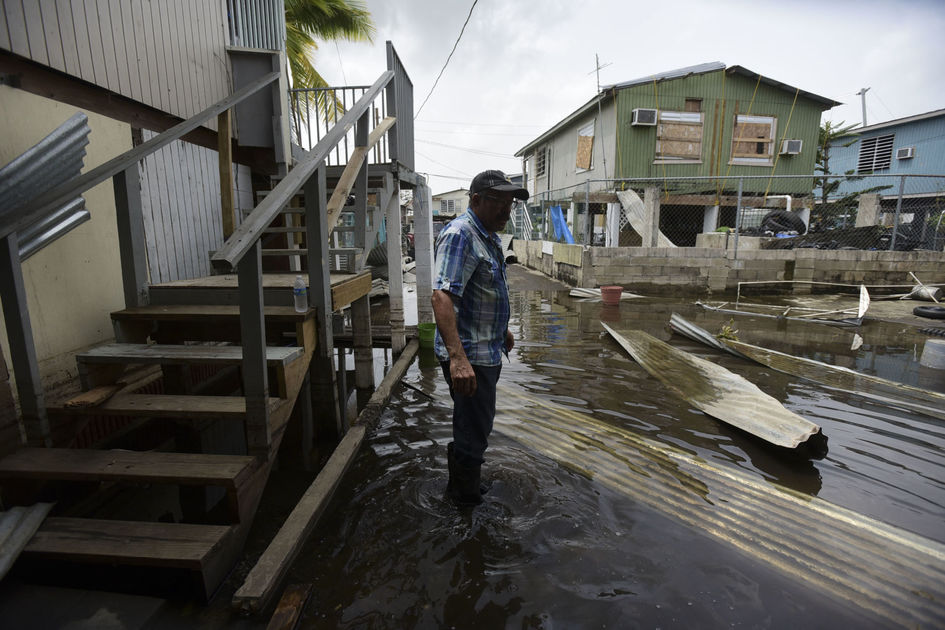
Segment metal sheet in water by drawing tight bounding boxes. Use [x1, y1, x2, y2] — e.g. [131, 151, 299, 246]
[602, 323, 821, 449]
[670, 313, 945, 422]
[495, 386, 945, 627]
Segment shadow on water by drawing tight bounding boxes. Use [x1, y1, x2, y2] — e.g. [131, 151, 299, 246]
[288, 288, 945, 629]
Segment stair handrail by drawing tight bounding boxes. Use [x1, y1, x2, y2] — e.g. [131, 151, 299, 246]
[211, 70, 395, 273]
[1, 71, 281, 242]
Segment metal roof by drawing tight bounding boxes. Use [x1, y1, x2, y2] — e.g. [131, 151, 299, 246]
[846, 108, 945, 134]
[516, 62, 840, 157]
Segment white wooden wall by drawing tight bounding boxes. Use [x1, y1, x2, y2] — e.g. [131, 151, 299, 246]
[0, 0, 231, 124]
[139, 130, 251, 283]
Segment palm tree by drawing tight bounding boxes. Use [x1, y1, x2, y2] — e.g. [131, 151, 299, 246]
[285, 0, 375, 128]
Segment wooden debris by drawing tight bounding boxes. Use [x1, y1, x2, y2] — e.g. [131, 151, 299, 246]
[266, 583, 313, 630]
[63, 385, 120, 408]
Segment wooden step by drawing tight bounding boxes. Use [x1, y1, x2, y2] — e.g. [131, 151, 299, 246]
[0, 447, 258, 489]
[25, 517, 234, 570]
[262, 248, 308, 256]
[52, 393, 282, 420]
[111, 304, 309, 324]
[263, 226, 306, 234]
[76, 343, 302, 367]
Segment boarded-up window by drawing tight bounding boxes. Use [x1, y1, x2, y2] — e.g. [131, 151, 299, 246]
[731, 114, 777, 165]
[685, 98, 702, 112]
[576, 122, 594, 171]
[656, 111, 703, 161]
[857, 134, 895, 172]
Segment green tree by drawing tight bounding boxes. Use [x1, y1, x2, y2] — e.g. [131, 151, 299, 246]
[285, 0, 375, 127]
[815, 120, 859, 207]
[285, 0, 375, 90]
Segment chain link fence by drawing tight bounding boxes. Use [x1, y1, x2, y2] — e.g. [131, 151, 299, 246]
[512, 175, 945, 254]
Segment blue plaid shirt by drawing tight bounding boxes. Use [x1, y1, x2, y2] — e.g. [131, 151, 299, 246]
[433, 209, 510, 366]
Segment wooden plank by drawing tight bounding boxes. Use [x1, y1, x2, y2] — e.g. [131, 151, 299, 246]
[0, 502, 54, 580]
[0, 448, 258, 487]
[219, 110, 236, 239]
[266, 583, 313, 630]
[63, 385, 120, 408]
[4, 0, 29, 58]
[112, 304, 309, 323]
[76, 343, 302, 366]
[38, 0, 65, 72]
[21, 0, 47, 65]
[60, 393, 278, 420]
[25, 517, 233, 570]
[232, 339, 418, 613]
[331, 271, 372, 311]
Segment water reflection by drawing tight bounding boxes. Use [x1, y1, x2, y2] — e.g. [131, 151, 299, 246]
[290, 288, 945, 628]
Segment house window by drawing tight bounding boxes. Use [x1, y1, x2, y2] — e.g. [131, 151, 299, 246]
[730, 114, 777, 165]
[656, 111, 703, 162]
[857, 134, 895, 172]
[576, 122, 595, 171]
[535, 147, 547, 177]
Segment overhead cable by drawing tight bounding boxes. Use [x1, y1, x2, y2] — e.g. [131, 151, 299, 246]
[415, 0, 479, 119]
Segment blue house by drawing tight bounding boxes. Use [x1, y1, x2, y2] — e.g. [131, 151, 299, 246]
[824, 108, 945, 248]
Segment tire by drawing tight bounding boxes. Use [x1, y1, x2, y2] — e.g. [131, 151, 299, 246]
[913, 305, 945, 320]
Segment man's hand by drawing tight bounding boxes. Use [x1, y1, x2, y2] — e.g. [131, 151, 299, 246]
[504, 329, 514, 353]
[449, 356, 477, 397]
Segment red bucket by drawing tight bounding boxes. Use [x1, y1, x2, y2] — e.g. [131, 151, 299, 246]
[600, 285, 622, 306]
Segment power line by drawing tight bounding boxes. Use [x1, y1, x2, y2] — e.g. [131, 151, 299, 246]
[414, 0, 478, 119]
[416, 139, 519, 159]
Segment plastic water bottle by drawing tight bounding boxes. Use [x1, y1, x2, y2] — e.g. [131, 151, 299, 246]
[293, 275, 308, 313]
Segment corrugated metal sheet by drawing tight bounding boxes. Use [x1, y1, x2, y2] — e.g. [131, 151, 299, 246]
[496, 386, 945, 627]
[228, 0, 286, 51]
[0, 112, 90, 257]
[602, 323, 823, 450]
[0, 502, 54, 580]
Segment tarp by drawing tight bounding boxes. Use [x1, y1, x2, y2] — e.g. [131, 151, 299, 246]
[549, 205, 574, 244]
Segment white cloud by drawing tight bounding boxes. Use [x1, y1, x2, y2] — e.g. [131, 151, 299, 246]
[316, 0, 945, 193]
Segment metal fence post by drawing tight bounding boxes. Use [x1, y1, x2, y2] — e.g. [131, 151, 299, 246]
[890, 174, 906, 251]
[733, 177, 743, 260]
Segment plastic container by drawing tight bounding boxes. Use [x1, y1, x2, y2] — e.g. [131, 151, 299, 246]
[920, 339, 945, 370]
[293, 275, 308, 313]
[600, 285, 623, 307]
[418, 322, 436, 349]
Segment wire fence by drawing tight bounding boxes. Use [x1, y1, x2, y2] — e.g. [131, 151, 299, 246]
[511, 175, 945, 254]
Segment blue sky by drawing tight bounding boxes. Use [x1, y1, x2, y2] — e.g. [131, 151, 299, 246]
[315, 0, 945, 193]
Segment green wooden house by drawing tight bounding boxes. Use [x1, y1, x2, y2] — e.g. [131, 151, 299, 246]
[516, 62, 840, 217]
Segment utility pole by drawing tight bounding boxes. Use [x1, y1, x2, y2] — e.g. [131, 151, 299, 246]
[856, 87, 870, 127]
[590, 54, 612, 179]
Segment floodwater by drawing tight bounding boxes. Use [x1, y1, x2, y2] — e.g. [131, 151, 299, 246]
[286, 285, 945, 629]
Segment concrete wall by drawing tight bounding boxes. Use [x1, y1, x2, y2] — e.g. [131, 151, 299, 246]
[512, 239, 945, 295]
[0, 87, 129, 392]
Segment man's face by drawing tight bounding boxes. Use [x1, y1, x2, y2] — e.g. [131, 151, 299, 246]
[472, 190, 515, 233]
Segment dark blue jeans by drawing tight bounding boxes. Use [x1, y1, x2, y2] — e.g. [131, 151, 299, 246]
[440, 361, 501, 468]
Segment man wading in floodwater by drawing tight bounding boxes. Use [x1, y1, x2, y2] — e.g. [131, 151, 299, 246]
[431, 170, 528, 506]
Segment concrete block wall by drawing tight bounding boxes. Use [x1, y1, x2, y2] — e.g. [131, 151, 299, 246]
[511, 240, 945, 295]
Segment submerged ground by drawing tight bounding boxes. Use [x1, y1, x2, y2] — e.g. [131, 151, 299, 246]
[2, 265, 943, 628]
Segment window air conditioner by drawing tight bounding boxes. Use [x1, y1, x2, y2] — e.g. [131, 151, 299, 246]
[779, 139, 803, 155]
[631, 108, 658, 126]
[896, 146, 915, 160]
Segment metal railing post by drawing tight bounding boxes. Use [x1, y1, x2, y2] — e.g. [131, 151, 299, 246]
[733, 177, 743, 260]
[890, 174, 906, 251]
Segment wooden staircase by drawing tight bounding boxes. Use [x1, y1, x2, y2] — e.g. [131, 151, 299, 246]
[0, 298, 321, 599]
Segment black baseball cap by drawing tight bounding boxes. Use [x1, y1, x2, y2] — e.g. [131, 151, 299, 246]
[469, 170, 529, 201]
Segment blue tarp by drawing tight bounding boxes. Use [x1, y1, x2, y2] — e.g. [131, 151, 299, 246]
[549, 205, 575, 244]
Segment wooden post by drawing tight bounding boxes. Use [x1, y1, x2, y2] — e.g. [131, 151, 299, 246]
[0, 233, 49, 446]
[304, 164, 342, 439]
[413, 181, 434, 324]
[218, 109, 236, 239]
[238, 241, 271, 458]
[351, 294, 374, 409]
[383, 173, 406, 353]
[353, 111, 370, 267]
[113, 166, 149, 307]
[643, 185, 661, 248]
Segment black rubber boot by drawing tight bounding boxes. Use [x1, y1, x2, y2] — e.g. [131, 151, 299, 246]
[447, 442, 483, 506]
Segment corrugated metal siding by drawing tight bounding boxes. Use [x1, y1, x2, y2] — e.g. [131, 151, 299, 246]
[0, 0, 231, 126]
[614, 69, 824, 190]
[139, 130, 250, 283]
